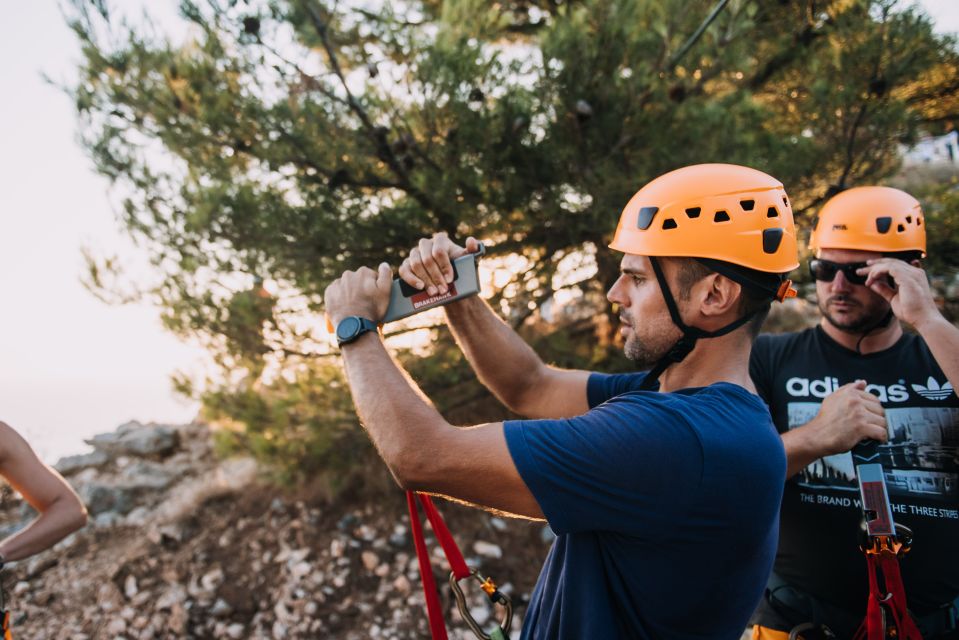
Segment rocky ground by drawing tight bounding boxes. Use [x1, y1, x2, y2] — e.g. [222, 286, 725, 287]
[0, 422, 549, 639]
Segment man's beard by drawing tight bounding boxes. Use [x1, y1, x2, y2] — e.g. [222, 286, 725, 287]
[621, 312, 677, 369]
[819, 294, 889, 334]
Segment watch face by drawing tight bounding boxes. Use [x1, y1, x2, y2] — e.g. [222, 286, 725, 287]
[336, 316, 361, 343]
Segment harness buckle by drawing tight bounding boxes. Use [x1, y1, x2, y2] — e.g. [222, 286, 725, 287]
[449, 569, 513, 640]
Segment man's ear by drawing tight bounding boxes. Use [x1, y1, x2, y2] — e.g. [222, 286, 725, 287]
[699, 273, 742, 319]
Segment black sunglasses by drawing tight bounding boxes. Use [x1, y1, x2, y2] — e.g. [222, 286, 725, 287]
[809, 259, 869, 285]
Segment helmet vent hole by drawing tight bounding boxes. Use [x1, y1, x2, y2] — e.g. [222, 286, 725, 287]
[740, 199, 755, 211]
[906, 215, 913, 224]
[917, 217, 922, 226]
[783, 196, 789, 208]
[662, 218, 678, 230]
[876, 216, 892, 234]
[713, 210, 730, 223]
[766, 206, 779, 218]
[685, 207, 701, 218]
[897, 223, 906, 233]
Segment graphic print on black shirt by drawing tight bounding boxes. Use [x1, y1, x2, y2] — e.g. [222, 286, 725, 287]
[750, 325, 959, 619]
[788, 396, 957, 502]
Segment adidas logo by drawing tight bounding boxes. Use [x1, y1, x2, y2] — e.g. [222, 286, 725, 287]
[911, 377, 955, 401]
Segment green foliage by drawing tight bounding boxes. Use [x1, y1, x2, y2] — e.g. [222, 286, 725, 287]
[203, 360, 373, 486]
[65, 0, 959, 485]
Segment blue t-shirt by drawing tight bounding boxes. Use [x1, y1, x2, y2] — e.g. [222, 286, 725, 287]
[504, 372, 786, 640]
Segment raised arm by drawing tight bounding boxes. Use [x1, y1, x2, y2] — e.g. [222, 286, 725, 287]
[0, 422, 88, 562]
[860, 258, 959, 395]
[325, 264, 543, 519]
[398, 233, 590, 419]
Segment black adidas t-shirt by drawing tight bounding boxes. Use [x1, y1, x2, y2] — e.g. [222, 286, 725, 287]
[750, 326, 959, 620]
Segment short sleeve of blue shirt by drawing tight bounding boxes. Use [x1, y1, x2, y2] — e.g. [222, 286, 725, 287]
[586, 371, 652, 408]
[504, 390, 704, 536]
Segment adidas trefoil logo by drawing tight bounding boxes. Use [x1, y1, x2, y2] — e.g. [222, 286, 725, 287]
[911, 376, 955, 401]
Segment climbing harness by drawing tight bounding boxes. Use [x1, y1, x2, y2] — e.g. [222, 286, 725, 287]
[407, 491, 512, 640]
[852, 444, 922, 640]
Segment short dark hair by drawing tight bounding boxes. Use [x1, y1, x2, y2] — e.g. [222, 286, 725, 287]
[670, 258, 771, 339]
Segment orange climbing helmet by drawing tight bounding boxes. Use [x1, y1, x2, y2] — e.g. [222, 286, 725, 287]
[808, 186, 926, 256]
[609, 165, 801, 390]
[610, 163, 800, 275]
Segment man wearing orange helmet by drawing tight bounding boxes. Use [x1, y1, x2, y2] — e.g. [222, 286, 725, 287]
[325, 164, 799, 639]
[749, 186, 959, 639]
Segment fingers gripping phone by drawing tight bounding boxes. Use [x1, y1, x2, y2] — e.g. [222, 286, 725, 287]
[382, 243, 486, 323]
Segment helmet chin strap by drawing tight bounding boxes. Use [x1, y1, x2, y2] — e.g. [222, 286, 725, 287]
[637, 257, 769, 391]
[853, 308, 895, 355]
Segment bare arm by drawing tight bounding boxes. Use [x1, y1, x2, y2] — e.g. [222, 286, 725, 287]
[861, 259, 959, 395]
[340, 333, 544, 519]
[0, 422, 88, 562]
[400, 233, 591, 419]
[914, 314, 959, 395]
[325, 263, 543, 518]
[780, 381, 887, 478]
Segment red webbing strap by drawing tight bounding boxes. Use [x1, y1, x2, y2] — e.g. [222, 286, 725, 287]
[407, 491, 449, 640]
[417, 493, 472, 580]
[877, 550, 922, 638]
[854, 548, 923, 640]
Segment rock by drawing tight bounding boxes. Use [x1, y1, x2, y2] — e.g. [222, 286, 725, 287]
[85, 422, 179, 458]
[156, 584, 187, 611]
[201, 567, 225, 592]
[354, 525, 376, 542]
[361, 551, 379, 572]
[388, 524, 409, 548]
[93, 511, 123, 528]
[225, 623, 245, 639]
[211, 598, 233, 618]
[106, 618, 127, 634]
[124, 506, 151, 526]
[26, 555, 58, 579]
[124, 574, 138, 599]
[468, 605, 490, 626]
[121, 460, 179, 490]
[290, 561, 312, 581]
[472, 541, 503, 559]
[78, 483, 138, 516]
[392, 575, 411, 596]
[489, 517, 508, 532]
[337, 513, 359, 531]
[54, 449, 110, 475]
[148, 523, 184, 547]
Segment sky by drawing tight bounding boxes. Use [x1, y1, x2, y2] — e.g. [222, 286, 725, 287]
[0, 1, 957, 463]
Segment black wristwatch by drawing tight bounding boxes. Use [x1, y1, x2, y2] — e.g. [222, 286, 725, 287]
[335, 316, 379, 347]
